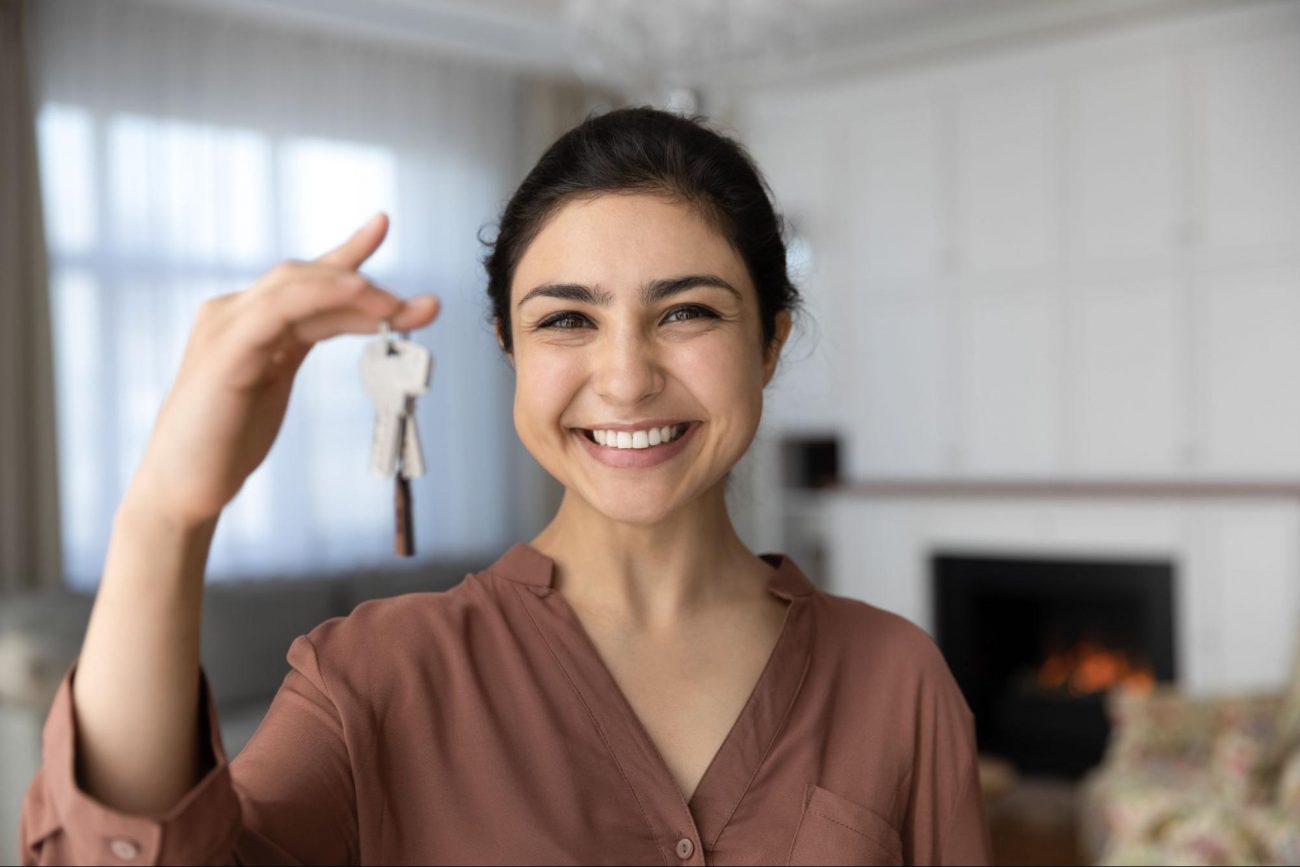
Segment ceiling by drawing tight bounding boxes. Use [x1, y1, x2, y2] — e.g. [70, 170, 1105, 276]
[162, 0, 1212, 90]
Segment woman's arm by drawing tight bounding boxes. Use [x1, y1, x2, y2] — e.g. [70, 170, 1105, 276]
[71, 486, 217, 814]
[33, 212, 438, 821]
[22, 631, 357, 865]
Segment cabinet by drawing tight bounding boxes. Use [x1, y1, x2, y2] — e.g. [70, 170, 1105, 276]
[954, 77, 1059, 277]
[741, 9, 1300, 482]
[1069, 57, 1182, 269]
[1198, 33, 1300, 261]
[847, 294, 950, 477]
[1072, 280, 1187, 474]
[849, 100, 946, 288]
[957, 289, 1064, 475]
[1199, 266, 1300, 475]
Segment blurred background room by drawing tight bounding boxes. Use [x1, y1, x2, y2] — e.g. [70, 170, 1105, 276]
[2, 0, 1299, 863]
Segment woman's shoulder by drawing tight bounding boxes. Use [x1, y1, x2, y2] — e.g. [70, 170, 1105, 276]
[811, 589, 953, 681]
[301, 568, 495, 660]
[811, 590, 974, 728]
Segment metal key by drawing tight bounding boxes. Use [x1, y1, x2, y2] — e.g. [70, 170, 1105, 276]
[360, 323, 432, 556]
[360, 324, 431, 478]
[400, 410, 426, 478]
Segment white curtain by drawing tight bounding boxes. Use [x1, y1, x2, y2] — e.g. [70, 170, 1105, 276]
[30, 0, 549, 588]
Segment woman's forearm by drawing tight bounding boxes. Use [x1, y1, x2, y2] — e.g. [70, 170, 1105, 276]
[70, 480, 218, 815]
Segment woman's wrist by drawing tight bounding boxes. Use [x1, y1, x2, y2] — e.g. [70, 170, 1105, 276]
[118, 465, 219, 538]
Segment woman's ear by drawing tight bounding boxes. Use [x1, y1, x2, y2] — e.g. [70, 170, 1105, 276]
[494, 317, 515, 371]
[762, 309, 793, 387]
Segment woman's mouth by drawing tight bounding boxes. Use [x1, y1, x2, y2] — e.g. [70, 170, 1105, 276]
[571, 422, 699, 469]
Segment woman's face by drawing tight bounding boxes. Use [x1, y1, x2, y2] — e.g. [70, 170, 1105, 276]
[501, 193, 790, 525]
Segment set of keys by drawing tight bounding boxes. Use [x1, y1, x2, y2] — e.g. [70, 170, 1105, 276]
[360, 321, 432, 556]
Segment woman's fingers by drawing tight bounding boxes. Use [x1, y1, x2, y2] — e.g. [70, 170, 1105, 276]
[388, 294, 440, 331]
[200, 213, 442, 384]
[228, 276, 438, 354]
[230, 275, 393, 349]
[315, 211, 389, 271]
[291, 295, 440, 344]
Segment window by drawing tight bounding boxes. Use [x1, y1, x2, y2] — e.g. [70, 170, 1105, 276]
[38, 102, 519, 588]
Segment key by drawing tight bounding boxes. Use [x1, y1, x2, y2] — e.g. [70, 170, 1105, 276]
[361, 342, 404, 478]
[360, 326, 432, 478]
[360, 322, 433, 556]
[401, 411, 426, 479]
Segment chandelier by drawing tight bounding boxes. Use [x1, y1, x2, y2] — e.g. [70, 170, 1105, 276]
[564, 0, 828, 105]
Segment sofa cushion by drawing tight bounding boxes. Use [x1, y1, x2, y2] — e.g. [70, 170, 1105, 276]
[1277, 748, 1300, 811]
[0, 591, 93, 709]
[1105, 686, 1217, 764]
[200, 577, 348, 708]
[338, 559, 480, 612]
[1266, 629, 1300, 773]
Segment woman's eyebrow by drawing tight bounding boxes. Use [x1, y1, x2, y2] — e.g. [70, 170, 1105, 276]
[516, 274, 741, 310]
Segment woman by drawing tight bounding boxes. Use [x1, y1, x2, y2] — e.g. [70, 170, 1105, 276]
[20, 107, 990, 865]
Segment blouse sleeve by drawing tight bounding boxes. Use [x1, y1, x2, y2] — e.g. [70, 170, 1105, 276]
[900, 646, 994, 866]
[20, 634, 357, 866]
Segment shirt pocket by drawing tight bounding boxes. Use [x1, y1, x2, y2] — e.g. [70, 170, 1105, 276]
[786, 783, 904, 866]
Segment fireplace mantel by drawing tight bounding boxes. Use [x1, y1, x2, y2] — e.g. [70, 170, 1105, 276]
[829, 479, 1300, 500]
[819, 488, 1300, 697]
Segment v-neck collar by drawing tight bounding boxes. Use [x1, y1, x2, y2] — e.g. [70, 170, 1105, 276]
[486, 542, 816, 857]
[487, 541, 816, 601]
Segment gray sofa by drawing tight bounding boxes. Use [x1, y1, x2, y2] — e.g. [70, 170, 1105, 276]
[0, 558, 483, 865]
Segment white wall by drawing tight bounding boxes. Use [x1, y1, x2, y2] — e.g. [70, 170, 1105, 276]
[727, 0, 1300, 695]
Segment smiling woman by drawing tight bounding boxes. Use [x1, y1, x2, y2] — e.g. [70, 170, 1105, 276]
[21, 107, 991, 866]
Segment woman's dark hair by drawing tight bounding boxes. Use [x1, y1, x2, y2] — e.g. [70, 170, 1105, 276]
[481, 106, 803, 362]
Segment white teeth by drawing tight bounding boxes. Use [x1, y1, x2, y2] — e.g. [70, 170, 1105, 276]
[589, 424, 686, 449]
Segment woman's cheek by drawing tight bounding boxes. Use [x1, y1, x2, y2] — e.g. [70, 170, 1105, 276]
[679, 339, 760, 409]
[513, 349, 583, 443]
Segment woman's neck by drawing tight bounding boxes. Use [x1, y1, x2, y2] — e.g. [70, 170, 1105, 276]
[528, 483, 774, 630]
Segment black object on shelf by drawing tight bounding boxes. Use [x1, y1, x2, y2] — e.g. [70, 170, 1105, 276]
[780, 435, 841, 489]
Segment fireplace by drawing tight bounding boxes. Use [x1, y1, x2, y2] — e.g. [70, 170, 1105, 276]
[933, 551, 1177, 778]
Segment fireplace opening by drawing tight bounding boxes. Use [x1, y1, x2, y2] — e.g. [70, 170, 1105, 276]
[933, 552, 1177, 779]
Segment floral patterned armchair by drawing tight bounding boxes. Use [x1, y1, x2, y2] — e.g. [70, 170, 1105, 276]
[1079, 644, 1300, 866]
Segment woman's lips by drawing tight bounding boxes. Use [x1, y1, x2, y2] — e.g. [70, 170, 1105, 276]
[573, 422, 699, 468]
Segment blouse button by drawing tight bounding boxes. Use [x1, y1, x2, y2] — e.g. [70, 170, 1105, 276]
[108, 838, 140, 860]
[675, 837, 695, 859]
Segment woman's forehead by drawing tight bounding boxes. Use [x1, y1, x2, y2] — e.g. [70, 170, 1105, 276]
[512, 193, 751, 300]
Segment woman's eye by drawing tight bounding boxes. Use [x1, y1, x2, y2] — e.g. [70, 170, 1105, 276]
[537, 305, 717, 330]
[663, 304, 717, 324]
[539, 312, 589, 330]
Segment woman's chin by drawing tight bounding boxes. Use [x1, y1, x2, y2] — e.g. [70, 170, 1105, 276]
[591, 498, 677, 526]
[576, 484, 684, 525]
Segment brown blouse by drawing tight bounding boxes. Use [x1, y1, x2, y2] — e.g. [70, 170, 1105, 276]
[20, 543, 992, 865]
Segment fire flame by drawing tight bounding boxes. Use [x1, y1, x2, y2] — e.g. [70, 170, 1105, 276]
[1036, 641, 1154, 696]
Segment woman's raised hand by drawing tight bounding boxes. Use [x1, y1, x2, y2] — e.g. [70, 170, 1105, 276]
[68, 215, 437, 818]
[130, 212, 440, 529]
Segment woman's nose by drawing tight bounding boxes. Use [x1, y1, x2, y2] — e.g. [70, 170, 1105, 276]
[592, 327, 665, 405]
